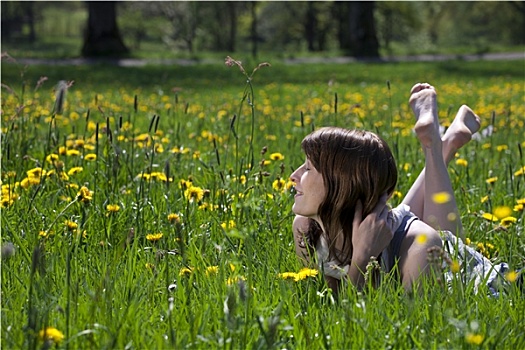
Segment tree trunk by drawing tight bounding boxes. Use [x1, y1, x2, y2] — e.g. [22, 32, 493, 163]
[304, 2, 317, 51]
[335, 1, 380, 58]
[81, 1, 129, 57]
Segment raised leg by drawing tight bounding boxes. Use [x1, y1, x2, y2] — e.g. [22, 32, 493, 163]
[402, 84, 477, 240]
[402, 105, 480, 222]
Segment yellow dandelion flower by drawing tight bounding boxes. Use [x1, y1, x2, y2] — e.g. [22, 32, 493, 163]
[486, 176, 498, 184]
[67, 166, 83, 175]
[65, 220, 78, 230]
[278, 272, 298, 280]
[184, 186, 204, 203]
[39, 327, 64, 344]
[432, 192, 451, 204]
[493, 206, 512, 219]
[481, 213, 499, 222]
[221, 220, 236, 229]
[206, 266, 219, 276]
[179, 267, 193, 276]
[480, 195, 489, 204]
[106, 204, 120, 213]
[455, 158, 468, 167]
[296, 268, 318, 280]
[392, 190, 403, 199]
[66, 149, 81, 156]
[465, 333, 484, 345]
[517, 199, 525, 205]
[500, 216, 517, 227]
[229, 263, 236, 272]
[514, 166, 525, 177]
[450, 260, 460, 273]
[239, 175, 247, 185]
[403, 163, 411, 172]
[46, 154, 60, 163]
[39, 230, 48, 238]
[145, 263, 155, 270]
[465, 237, 471, 245]
[146, 233, 163, 242]
[416, 234, 428, 245]
[269, 152, 285, 161]
[84, 153, 97, 161]
[496, 144, 508, 152]
[226, 275, 246, 285]
[167, 213, 180, 223]
[27, 167, 44, 178]
[272, 178, 286, 192]
[76, 186, 92, 203]
[58, 146, 67, 155]
[514, 203, 524, 212]
[505, 270, 518, 283]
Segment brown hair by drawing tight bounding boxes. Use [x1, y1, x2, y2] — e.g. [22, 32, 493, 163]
[302, 127, 397, 265]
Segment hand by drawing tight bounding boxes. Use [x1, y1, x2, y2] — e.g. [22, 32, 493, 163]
[351, 194, 394, 260]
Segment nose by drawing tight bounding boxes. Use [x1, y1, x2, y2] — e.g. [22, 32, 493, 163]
[290, 166, 301, 183]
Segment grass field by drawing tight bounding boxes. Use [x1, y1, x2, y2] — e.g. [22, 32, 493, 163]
[1, 56, 524, 348]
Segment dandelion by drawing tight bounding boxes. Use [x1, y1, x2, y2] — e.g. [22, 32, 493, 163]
[296, 268, 318, 280]
[505, 270, 518, 283]
[450, 260, 460, 273]
[146, 233, 163, 242]
[67, 166, 83, 175]
[84, 153, 97, 161]
[514, 203, 524, 212]
[221, 220, 236, 230]
[46, 154, 60, 163]
[272, 178, 286, 192]
[206, 266, 219, 276]
[496, 144, 508, 152]
[145, 263, 155, 270]
[465, 332, 484, 345]
[39, 327, 64, 344]
[269, 152, 285, 161]
[184, 186, 204, 203]
[493, 206, 512, 219]
[167, 213, 180, 223]
[179, 267, 193, 276]
[500, 216, 517, 227]
[66, 149, 81, 156]
[65, 220, 78, 230]
[106, 204, 120, 213]
[455, 158, 468, 167]
[480, 195, 489, 204]
[481, 213, 499, 222]
[27, 167, 44, 178]
[76, 186, 92, 203]
[278, 272, 298, 280]
[485, 176, 498, 184]
[432, 192, 451, 204]
[392, 190, 403, 199]
[514, 166, 525, 177]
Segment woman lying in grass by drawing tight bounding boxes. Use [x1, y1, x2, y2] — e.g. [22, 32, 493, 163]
[291, 83, 520, 296]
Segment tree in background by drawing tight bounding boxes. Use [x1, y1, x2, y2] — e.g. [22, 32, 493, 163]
[334, 1, 380, 57]
[81, 1, 129, 57]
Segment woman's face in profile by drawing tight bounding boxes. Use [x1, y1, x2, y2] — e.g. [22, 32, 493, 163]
[290, 158, 326, 220]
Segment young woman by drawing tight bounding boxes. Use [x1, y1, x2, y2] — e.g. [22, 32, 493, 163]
[290, 83, 503, 293]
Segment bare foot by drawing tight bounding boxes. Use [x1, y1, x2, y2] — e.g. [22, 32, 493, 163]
[409, 83, 441, 148]
[442, 105, 481, 162]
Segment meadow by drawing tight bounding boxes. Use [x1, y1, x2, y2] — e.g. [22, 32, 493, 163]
[1, 56, 524, 349]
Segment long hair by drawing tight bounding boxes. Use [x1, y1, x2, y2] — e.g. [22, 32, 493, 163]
[302, 127, 397, 265]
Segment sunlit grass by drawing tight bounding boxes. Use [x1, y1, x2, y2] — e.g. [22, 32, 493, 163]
[1, 59, 524, 348]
